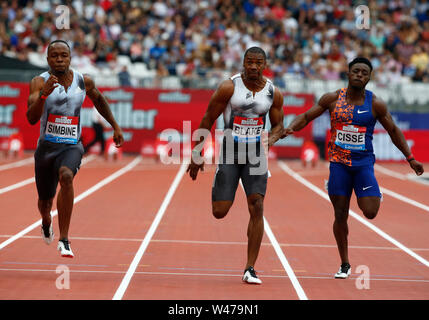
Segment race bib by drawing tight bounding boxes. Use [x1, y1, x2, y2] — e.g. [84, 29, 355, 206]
[45, 114, 79, 144]
[232, 116, 263, 143]
[335, 123, 366, 150]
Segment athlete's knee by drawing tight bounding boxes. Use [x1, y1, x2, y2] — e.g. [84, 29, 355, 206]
[212, 202, 231, 219]
[363, 209, 378, 220]
[334, 209, 348, 223]
[247, 194, 264, 218]
[58, 167, 74, 188]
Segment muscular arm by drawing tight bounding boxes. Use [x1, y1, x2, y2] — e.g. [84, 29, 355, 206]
[193, 79, 234, 151]
[267, 88, 284, 146]
[26, 77, 46, 125]
[283, 91, 338, 136]
[84, 75, 119, 130]
[84, 75, 124, 147]
[374, 95, 424, 175]
[187, 79, 233, 180]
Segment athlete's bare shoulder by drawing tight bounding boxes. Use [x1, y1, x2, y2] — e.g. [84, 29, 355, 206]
[29, 76, 45, 93]
[318, 90, 340, 109]
[214, 78, 234, 98]
[371, 93, 388, 117]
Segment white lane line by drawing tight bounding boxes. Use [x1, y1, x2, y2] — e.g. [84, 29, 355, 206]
[1, 269, 428, 284]
[373, 163, 429, 211]
[0, 156, 142, 251]
[1, 235, 428, 251]
[278, 161, 429, 268]
[374, 164, 407, 180]
[0, 157, 34, 171]
[239, 180, 308, 300]
[0, 177, 35, 195]
[112, 162, 188, 300]
[380, 187, 429, 213]
[375, 163, 429, 187]
[0, 154, 96, 196]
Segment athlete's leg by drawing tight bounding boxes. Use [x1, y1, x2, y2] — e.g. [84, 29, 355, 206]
[241, 156, 268, 269]
[34, 144, 58, 229]
[357, 197, 380, 219]
[211, 163, 241, 219]
[329, 194, 351, 264]
[245, 193, 264, 269]
[327, 162, 353, 264]
[212, 201, 234, 219]
[38, 198, 54, 227]
[353, 165, 382, 220]
[55, 146, 83, 240]
[57, 166, 75, 240]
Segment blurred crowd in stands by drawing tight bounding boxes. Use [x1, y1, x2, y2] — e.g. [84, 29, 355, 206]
[1, 0, 429, 88]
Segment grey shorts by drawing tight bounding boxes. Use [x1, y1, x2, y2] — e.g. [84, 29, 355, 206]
[34, 140, 84, 200]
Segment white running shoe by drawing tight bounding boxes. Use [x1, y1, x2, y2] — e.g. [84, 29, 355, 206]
[242, 267, 262, 284]
[41, 217, 54, 245]
[57, 239, 74, 258]
[334, 263, 351, 279]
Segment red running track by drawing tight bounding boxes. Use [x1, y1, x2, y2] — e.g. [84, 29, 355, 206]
[0, 154, 428, 300]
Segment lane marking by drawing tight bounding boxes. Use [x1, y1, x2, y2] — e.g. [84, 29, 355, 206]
[0, 156, 142, 251]
[374, 163, 407, 180]
[380, 187, 429, 213]
[0, 268, 428, 284]
[0, 154, 96, 196]
[0, 157, 33, 171]
[0, 177, 35, 195]
[113, 161, 188, 300]
[278, 161, 429, 268]
[239, 180, 308, 300]
[2, 235, 428, 251]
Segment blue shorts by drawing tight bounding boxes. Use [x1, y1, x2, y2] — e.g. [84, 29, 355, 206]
[328, 162, 381, 198]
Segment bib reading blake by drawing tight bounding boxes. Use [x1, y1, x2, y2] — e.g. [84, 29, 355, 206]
[232, 116, 264, 143]
[45, 114, 79, 144]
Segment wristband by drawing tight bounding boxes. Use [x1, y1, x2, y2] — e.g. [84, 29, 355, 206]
[406, 154, 415, 162]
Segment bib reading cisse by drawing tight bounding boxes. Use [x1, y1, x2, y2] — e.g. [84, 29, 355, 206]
[335, 123, 366, 151]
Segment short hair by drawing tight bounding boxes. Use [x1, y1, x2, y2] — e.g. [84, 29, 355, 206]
[244, 47, 266, 60]
[47, 40, 71, 53]
[349, 57, 373, 72]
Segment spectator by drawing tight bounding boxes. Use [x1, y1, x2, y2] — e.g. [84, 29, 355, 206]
[0, 0, 428, 86]
[118, 65, 132, 87]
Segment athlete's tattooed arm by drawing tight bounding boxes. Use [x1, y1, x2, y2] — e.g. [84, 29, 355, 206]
[84, 75, 124, 147]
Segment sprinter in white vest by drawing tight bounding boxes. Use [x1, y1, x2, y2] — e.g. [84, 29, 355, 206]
[27, 40, 124, 258]
[187, 47, 285, 284]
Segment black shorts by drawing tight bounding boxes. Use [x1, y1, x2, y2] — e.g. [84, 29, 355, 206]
[34, 140, 84, 200]
[212, 163, 268, 202]
[212, 139, 268, 202]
